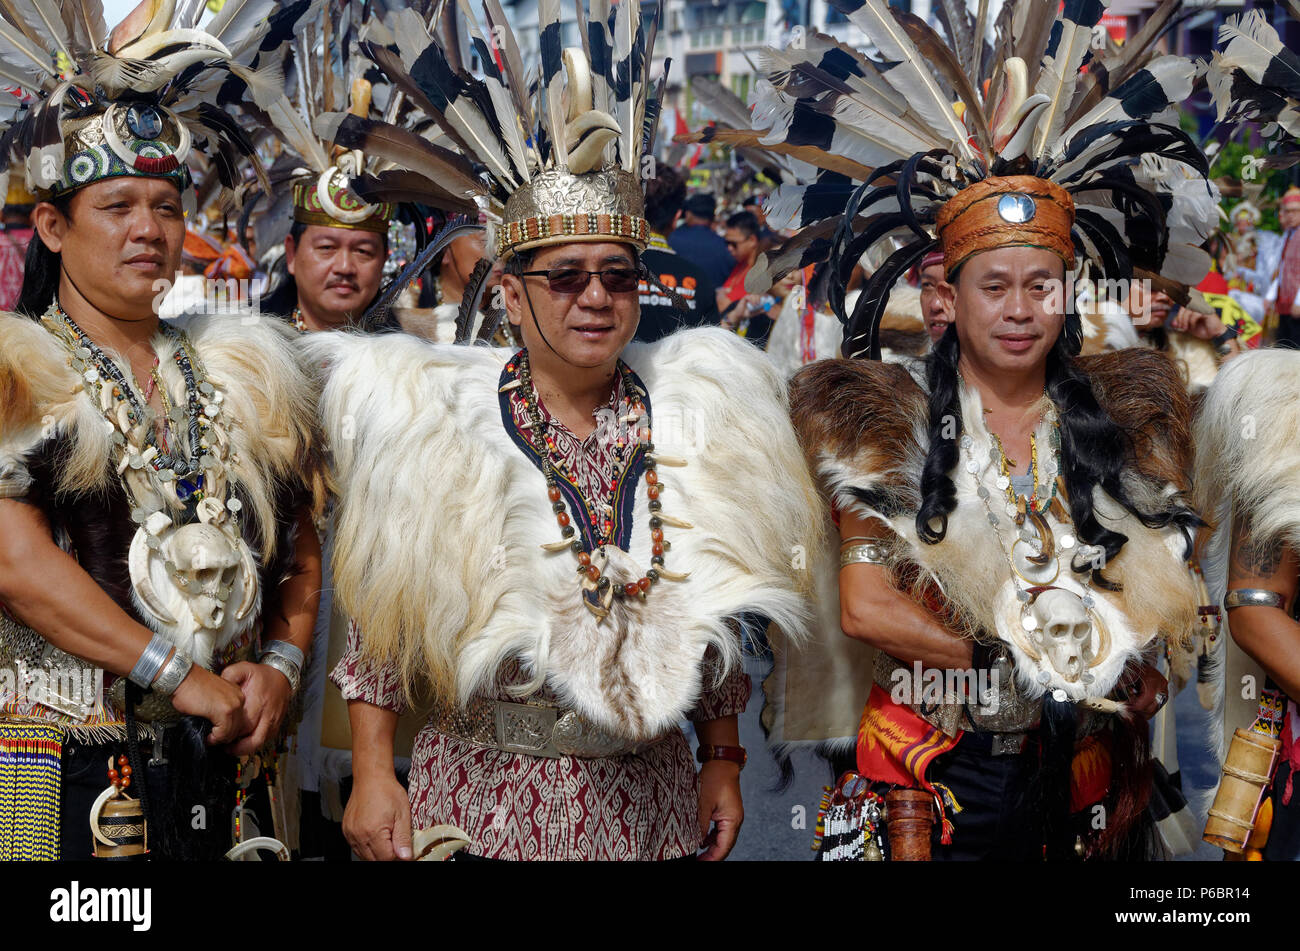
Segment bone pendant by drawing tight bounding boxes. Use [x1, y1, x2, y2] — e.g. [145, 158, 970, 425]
[1027, 588, 1094, 684]
[129, 527, 178, 626]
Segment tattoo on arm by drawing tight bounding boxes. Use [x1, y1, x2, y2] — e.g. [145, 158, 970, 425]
[1237, 535, 1284, 577]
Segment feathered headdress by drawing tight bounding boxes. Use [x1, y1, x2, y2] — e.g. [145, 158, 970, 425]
[0, 0, 311, 211]
[221, 1, 399, 234]
[317, 0, 665, 283]
[727, 0, 1216, 359]
[1207, 9, 1300, 172]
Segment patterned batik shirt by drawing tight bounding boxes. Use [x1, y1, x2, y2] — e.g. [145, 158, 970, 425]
[332, 364, 750, 860]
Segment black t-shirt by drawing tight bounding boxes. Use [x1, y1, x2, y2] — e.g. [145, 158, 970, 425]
[636, 246, 721, 342]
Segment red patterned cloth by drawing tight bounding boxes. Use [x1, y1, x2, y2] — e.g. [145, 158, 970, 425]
[508, 358, 632, 528]
[0, 227, 32, 311]
[331, 365, 751, 860]
[1279, 228, 1300, 316]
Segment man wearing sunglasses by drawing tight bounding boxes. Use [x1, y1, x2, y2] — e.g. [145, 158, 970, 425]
[308, 38, 822, 861]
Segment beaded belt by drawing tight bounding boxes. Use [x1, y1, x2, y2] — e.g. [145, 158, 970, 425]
[428, 697, 667, 760]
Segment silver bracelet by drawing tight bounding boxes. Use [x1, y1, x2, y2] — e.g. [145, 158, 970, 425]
[260, 639, 306, 670]
[151, 648, 193, 697]
[128, 634, 174, 689]
[259, 653, 301, 694]
[1224, 589, 1288, 611]
[840, 543, 887, 568]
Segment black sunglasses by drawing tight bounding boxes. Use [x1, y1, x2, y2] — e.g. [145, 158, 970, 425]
[519, 266, 643, 295]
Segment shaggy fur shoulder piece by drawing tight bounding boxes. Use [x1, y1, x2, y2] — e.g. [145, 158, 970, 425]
[1076, 347, 1194, 494]
[307, 328, 824, 741]
[788, 351, 1196, 702]
[1191, 349, 1300, 763]
[0, 312, 324, 557]
[789, 358, 928, 519]
[1195, 349, 1300, 584]
[0, 313, 112, 499]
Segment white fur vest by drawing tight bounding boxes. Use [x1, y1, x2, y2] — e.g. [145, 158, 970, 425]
[306, 327, 824, 741]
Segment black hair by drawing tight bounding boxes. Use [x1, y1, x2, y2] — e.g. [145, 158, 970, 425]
[681, 193, 716, 221]
[914, 285, 1198, 585]
[16, 193, 73, 319]
[643, 164, 686, 235]
[503, 247, 535, 276]
[725, 210, 760, 238]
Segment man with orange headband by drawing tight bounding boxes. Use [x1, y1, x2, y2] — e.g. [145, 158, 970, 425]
[749, 0, 1216, 861]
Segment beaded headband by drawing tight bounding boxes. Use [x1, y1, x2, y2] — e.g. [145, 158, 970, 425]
[27, 90, 193, 201]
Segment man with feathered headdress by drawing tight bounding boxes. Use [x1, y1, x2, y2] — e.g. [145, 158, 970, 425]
[303, 0, 824, 861]
[747, 0, 1217, 860]
[216, 3, 398, 335]
[0, 0, 326, 861]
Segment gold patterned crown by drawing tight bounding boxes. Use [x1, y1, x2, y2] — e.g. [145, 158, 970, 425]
[496, 166, 647, 259]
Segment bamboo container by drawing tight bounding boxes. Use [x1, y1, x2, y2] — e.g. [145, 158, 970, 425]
[1203, 728, 1280, 853]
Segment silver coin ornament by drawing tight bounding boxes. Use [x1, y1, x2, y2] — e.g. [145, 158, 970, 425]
[997, 193, 1037, 224]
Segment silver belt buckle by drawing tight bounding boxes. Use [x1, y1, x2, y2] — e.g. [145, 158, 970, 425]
[991, 733, 1026, 756]
[494, 701, 561, 759]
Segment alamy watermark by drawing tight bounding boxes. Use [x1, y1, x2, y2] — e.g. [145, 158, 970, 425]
[0, 663, 101, 711]
[889, 660, 1001, 713]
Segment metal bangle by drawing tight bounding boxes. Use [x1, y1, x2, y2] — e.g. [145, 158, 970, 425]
[1224, 589, 1288, 611]
[260, 639, 306, 670]
[840, 543, 887, 568]
[128, 634, 174, 689]
[151, 648, 194, 697]
[260, 653, 301, 694]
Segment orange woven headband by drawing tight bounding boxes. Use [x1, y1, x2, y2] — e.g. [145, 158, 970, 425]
[935, 176, 1076, 280]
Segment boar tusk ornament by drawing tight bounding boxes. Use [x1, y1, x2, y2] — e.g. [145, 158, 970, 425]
[129, 514, 259, 637]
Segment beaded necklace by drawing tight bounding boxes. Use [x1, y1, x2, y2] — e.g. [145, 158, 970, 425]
[986, 417, 1062, 518]
[40, 301, 242, 529]
[960, 405, 1109, 692]
[507, 349, 687, 621]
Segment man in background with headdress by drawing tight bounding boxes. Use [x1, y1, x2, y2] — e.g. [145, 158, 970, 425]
[279, 168, 394, 333]
[1230, 201, 1280, 295]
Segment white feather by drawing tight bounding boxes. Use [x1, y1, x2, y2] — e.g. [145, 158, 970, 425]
[836, 0, 978, 162]
[1031, 1, 1112, 159]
